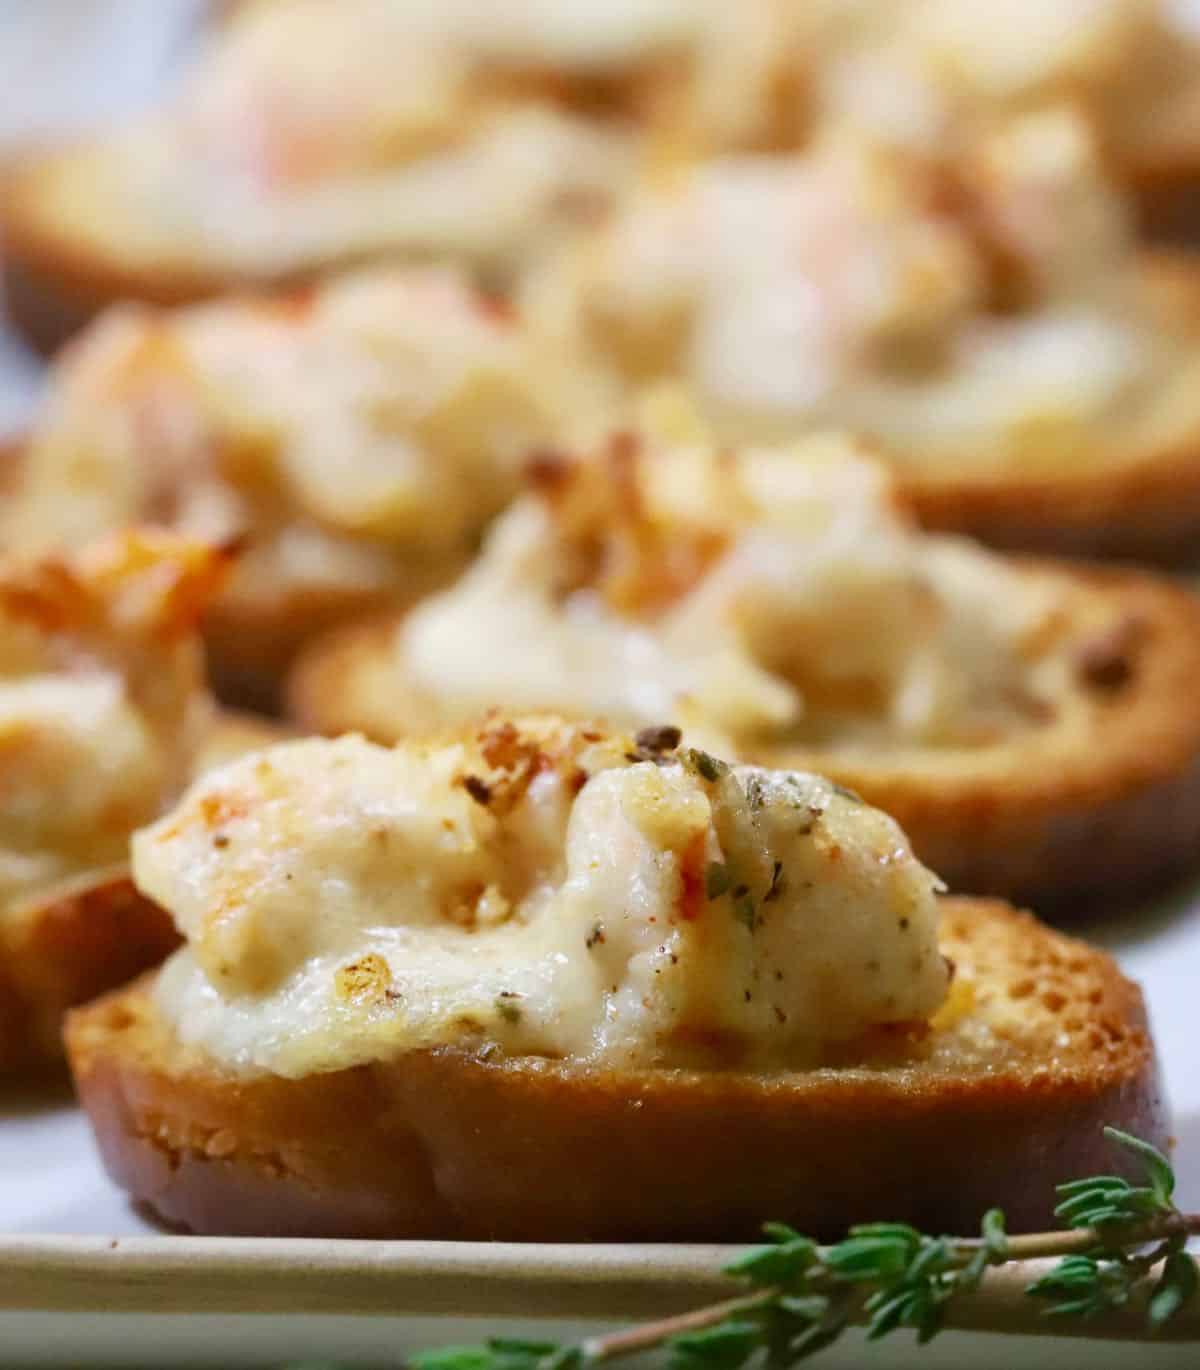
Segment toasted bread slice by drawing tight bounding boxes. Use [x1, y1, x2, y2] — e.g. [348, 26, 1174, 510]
[65, 898, 1166, 1239]
[289, 561, 1200, 912]
[0, 710, 282, 1074]
[1, 108, 629, 356]
[901, 254, 1200, 561]
[1121, 76, 1200, 240]
[1, 145, 235, 355]
[3, 264, 587, 708]
[0, 871, 176, 1075]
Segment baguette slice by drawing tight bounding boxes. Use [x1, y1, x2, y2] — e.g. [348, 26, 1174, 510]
[900, 254, 1200, 561]
[0, 710, 283, 1074]
[1, 138, 252, 355]
[289, 561, 1200, 912]
[66, 898, 1166, 1240]
[1123, 80, 1200, 241]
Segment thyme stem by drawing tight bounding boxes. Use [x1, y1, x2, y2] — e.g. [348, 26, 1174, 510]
[581, 1291, 776, 1361]
[575, 1214, 1200, 1366]
[973, 1213, 1200, 1262]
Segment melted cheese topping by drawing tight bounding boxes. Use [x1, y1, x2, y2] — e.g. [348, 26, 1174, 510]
[534, 112, 1198, 466]
[178, 0, 799, 181]
[10, 268, 571, 618]
[395, 421, 1062, 753]
[30, 1, 1199, 278]
[796, 0, 1195, 160]
[0, 533, 220, 915]
[55, 0, 661, 275]
[144, 717, 949, 1076]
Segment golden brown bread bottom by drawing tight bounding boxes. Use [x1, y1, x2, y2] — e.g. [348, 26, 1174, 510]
[0, 711, 282, 1074]
[290, 561, 1200, 913]
[1125, 107, 1200, 244]
[0, 871, 177, 1074]
[905, 435, 1200, 563]
[202, 586, 420, 715]
[0, 148, 259, 355]
[900, 255, 1200, 562]
[66, 899, 1167, 1240]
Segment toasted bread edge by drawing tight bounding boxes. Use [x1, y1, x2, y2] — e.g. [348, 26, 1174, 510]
[65, 899, 1167, 1240]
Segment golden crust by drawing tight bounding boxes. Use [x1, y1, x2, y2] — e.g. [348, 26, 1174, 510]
[0, 711, 284, 1075]
[201, 583, 416, 714]
[0, 438, 423, 712]
[905, 435, 1200, 562]
[289, 561, 1200, 912]
[288, 611, 442, 742]
[64, 898, 1167, 1240]
[901, 254, 1200, 561]
[1, 150, 270, 355]
[0, 871, 177, 1075]
[1120, 82, 1200, 240]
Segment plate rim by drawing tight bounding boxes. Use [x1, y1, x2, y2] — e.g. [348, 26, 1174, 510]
[0, 1233, 1196, 1345]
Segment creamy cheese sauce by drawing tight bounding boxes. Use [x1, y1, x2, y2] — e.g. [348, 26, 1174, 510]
[0, 533, 218, 915]
[144, 718, 949, 1076]
[64, 0, 658, 274]
[798, 0, 1193, 158]
[33, 1, 1199, 278]
[538, 111, 1195, 465]
[395, 423, 1063, 753]
[9, 268, 570, 614]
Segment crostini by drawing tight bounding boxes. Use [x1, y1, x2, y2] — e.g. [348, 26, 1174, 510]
[2, 266, 578, 704]
[290, 422, 1200, 910]
[0, 531, 277, 1071]
[525, 111, 1200, 559]
[66, 715, 1166, 1239]
[788, 1, 1200, 221]
[6, 2, 1199, 351]
[2, 0, 710, 350]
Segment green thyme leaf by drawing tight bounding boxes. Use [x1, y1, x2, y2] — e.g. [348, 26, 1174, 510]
[724, 1236, 817, 1285]
[1027, 1255, 1101, 1296]
[784, 1307, 848, 1361]
[1055, 1175, 1128, 1197]
[864, 1289, 917, 1340]
[1104, 1126, 1176, 1206]
[981, 1209, 1007, 1257]
[906, 1238, 952, 1283]
[667, 1320, 762, 1370]
[1028, 1255, 1139, 1320]
[848, 1222, 925, 1245]
[1148, 1251, 1199, 1332]
[824, 1234, 916, 1281]
[761, 1221, 804, 1244]
[685, 749, 727, 783]
[916, 1297, 945, 1345]
[775, 1294, 829, 1321]
[705, 862, 732, 900]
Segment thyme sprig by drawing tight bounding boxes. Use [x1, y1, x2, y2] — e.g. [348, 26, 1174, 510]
[412, 1128, 1198, 1370]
